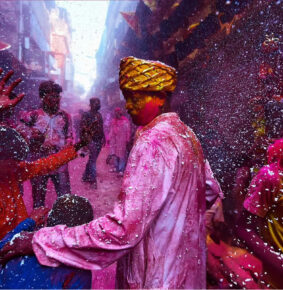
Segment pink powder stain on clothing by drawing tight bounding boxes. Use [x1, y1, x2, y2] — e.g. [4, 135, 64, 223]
[31, 113, 206, 289]
[92, 263, 116, 289]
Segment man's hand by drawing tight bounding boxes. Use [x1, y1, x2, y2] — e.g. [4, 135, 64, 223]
[0, 231, 34, 265]
[30, 207, 50, 227]
[0, 69, 25, 112]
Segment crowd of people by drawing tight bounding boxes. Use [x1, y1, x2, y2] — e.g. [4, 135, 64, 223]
[0, 55, 282, 289]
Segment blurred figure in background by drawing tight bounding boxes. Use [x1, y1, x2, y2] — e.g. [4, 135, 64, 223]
[20, 80, 73, 208]
[73, 109, 84, 143]
[237, 138, 283, 289]
[80, 97, 105, 188]
[108, 107, 131, 176]
[205, 161, 264, 289]
[103, 111, 112, 146]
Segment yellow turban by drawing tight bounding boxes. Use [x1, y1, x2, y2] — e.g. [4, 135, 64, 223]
[119, 56, 177, 92]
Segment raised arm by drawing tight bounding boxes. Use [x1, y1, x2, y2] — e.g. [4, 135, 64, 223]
[17, 146, 77, 181]
[0, 69, 25, 112]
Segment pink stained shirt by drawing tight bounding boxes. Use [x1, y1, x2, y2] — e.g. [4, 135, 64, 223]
[32, 113, 206, 289]
[20, 108, 73, 149]
[109, 116, 131, 159]
[244, 163, 283, 218]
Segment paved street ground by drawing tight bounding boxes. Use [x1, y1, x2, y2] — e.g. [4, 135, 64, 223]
[23, 146, 121, 289]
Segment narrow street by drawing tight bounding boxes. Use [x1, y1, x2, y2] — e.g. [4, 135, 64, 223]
[23, 146, 121, 288]
[0, 1, 281, 289]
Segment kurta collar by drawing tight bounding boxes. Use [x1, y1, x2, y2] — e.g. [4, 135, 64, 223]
[135, 112, 179, 140]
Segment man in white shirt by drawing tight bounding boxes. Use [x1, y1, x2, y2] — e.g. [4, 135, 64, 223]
[20, 80, 73, 208]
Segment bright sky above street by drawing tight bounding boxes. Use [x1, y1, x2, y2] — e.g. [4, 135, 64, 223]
[56, 0, 109, 96]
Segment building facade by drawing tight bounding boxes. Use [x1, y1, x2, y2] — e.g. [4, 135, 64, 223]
[0, 0, 74, 110]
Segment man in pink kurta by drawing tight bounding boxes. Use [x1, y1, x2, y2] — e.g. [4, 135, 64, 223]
[32, 111, 206, 288]
[3, 57, 206, 289]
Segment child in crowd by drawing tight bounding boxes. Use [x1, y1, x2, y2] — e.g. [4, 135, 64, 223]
[0, 194, 93, 289]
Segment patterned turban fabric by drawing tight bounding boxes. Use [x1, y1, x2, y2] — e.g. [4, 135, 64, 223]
[119, 56, 177, 92]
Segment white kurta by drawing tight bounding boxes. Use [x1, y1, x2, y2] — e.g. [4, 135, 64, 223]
[33, 113, 206, 289]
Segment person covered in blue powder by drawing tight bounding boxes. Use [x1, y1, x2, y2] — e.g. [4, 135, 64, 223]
[0, 194, 94, 289]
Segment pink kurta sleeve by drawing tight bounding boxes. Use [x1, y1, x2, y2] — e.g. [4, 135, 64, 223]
[243, 166, 280, 218]
[33, 136, 176, 270]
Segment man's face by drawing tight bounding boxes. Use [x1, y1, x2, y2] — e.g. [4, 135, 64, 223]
[90, 100, 100, 112]
[42, 91, 61, 113]
[123, 90, 165, 126]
